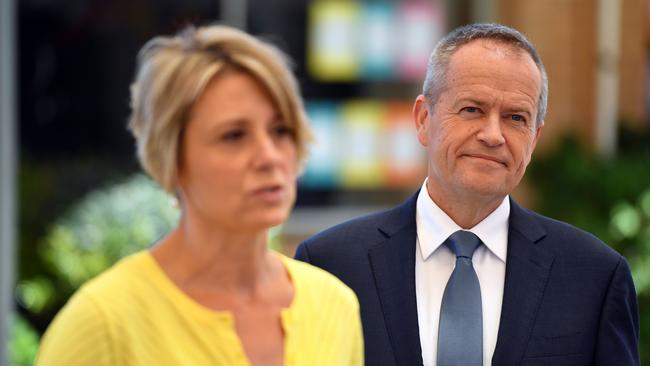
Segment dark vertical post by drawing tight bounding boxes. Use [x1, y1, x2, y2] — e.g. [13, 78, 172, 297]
[0, 0, 18, 363]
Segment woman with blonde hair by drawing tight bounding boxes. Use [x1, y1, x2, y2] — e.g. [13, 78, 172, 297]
[37, 24, 363, 366]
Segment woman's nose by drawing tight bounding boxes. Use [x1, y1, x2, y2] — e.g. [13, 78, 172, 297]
[252, 133, 283, 169]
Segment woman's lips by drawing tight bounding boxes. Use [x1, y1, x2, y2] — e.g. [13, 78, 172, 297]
[252, 185, 286, 203]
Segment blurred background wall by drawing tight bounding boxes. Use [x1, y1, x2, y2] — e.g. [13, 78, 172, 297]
[2, 0, 649, 364]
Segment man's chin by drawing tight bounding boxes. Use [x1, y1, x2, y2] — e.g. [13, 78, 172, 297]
[458, 180, 509, 200]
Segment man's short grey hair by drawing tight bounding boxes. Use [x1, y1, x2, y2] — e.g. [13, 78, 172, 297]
[423, 23, 548, 126]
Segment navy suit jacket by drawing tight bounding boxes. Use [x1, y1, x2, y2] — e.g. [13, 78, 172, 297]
[295, 193, 640, 366]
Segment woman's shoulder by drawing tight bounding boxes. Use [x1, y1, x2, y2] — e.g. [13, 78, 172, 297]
[78, 250, 153, 300]
[36, 252, 150, 365]
[51, 250, 162, 327]
[281, 255, 359, 309]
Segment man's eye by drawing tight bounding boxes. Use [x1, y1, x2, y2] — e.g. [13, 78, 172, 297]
[510, 114, 526, 122]
[461, 106, 480, 114]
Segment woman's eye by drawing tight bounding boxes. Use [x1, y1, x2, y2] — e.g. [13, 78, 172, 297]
[273, 124, 294, 137]
[221, 130, 245, 141]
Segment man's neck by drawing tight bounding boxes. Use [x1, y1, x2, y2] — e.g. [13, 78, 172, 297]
[426, 182, 506, 229]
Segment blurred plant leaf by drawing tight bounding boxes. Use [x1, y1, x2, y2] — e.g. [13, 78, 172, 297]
[640, 189, 650, 218]
[610, 202, 641, 240]
[15, 278, 55, 314]
[38, 174, 179, 306]
[9, 313, 40, 366]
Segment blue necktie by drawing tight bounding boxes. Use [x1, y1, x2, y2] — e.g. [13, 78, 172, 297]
[437, 230, 483, 366]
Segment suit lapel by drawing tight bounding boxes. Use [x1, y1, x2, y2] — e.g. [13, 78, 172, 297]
[492, 199, 554, 365]
[368, 193, 424, 366]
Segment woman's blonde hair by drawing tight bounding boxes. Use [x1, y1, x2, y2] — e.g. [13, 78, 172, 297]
[128, 25, 313, 192]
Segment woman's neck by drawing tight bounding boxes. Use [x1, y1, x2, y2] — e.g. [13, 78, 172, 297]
[151, 213, 279, 295]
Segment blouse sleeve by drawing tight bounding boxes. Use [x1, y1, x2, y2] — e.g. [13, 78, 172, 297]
[350, 299, 364, 366]
[36, 290, 115, 366]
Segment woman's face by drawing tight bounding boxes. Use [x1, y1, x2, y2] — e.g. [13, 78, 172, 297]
[177, 71, 297, 232]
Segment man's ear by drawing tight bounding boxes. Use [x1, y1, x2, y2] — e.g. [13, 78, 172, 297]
[531, 121, 544, 151]
[413, 94, 430, 147]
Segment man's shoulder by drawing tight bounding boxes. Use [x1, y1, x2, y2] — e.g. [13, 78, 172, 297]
[300, 193, 417, 252]
[306, 208, 391, 241]
[516, 204, 623, 263]
[296, 210, 393, 264]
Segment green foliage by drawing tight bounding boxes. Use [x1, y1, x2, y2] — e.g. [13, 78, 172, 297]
[528, 136, 650, 248]
[18, 158, 134, 284]
[610, 189, 650, 294]
[8, 313, 40, 366]
[17, 174, 179, 314]
[527, 132, 650, 363]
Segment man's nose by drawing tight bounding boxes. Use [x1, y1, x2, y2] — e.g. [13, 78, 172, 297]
[476, 112, 506, 147]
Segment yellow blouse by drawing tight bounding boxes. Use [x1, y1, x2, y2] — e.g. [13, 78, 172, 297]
[36, 251, 363, 366]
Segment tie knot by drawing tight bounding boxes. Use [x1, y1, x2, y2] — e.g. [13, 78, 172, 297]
[446, 230, 481, 259]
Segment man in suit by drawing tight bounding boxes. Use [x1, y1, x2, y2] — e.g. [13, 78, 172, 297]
[295, 23, 640, 366]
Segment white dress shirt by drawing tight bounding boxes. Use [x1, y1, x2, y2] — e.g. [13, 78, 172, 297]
[415, 179, 509, 366]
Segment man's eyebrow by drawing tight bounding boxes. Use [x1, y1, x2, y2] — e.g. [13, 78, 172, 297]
[452, 97, 489, 108]
[505, 104, 534, 116]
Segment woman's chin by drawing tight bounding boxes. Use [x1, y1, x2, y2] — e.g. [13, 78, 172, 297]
[243, 210, 291, 231]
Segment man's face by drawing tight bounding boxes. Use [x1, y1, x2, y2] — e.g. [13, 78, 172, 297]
[414, 39, 543, 205]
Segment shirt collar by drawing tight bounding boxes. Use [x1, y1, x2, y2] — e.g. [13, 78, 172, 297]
[415, 179, 509, 262]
